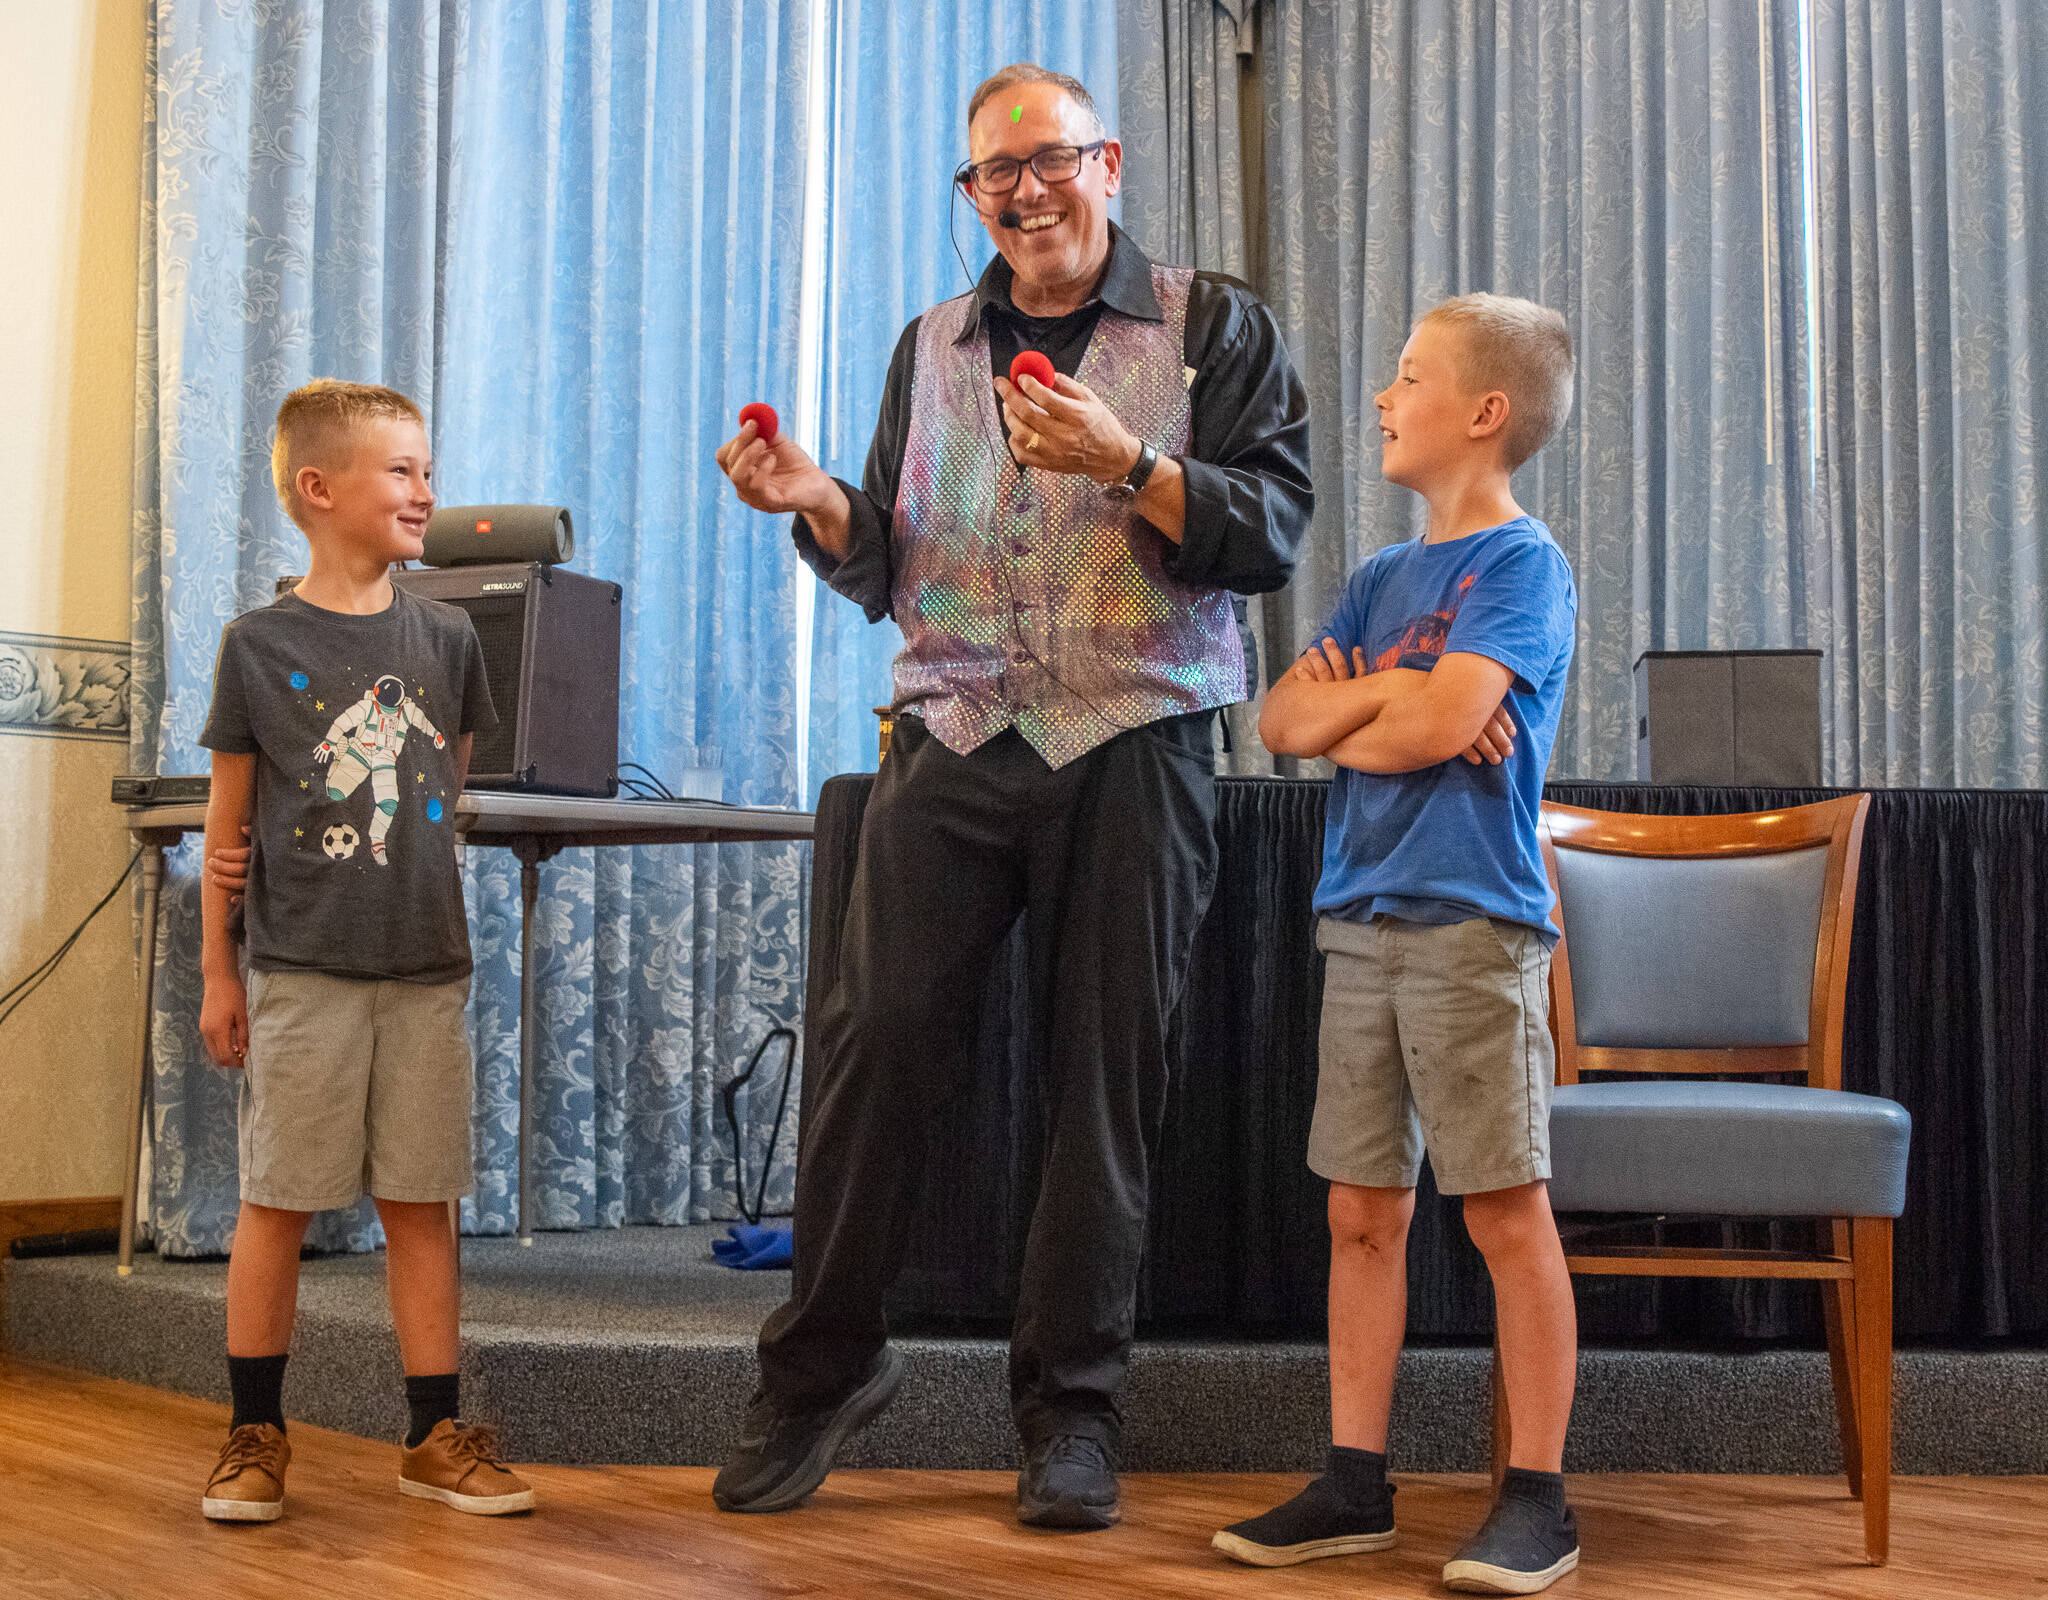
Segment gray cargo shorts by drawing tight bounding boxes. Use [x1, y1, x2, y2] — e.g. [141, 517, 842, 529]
[1307, 914, 1555, 1196]
[238, 968, 474, 1211]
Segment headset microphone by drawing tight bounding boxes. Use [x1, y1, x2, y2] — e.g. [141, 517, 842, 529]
[998, 209, 1023, 229]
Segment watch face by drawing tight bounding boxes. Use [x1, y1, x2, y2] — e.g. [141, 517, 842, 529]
[1102, 482, 1136, 502]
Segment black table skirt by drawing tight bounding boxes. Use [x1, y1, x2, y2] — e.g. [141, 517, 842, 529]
[802, 776, 2047, 1346]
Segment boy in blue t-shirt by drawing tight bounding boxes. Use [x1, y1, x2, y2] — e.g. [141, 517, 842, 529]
[1215, 295, 1581, 1593]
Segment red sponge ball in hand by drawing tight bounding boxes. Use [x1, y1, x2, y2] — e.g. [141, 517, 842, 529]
[1008, 350, 1055, 392]
[738, 402, 779, 444]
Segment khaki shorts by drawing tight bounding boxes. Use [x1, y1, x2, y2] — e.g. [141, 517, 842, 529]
[1307, 915, 1555, 1196]
[239, 968, 475, 1211]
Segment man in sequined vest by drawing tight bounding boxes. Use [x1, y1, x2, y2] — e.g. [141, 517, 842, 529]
[713, 62, 1313, 1529]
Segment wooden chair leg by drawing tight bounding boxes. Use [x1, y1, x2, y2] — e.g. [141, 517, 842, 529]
[1822, 1217, 1864, 1499]
[1490, 1337, 1510, 1488]
[1852, 1216, 1893, 1565]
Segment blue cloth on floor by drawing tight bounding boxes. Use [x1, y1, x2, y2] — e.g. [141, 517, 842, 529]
[712, 1223, 793, 1270]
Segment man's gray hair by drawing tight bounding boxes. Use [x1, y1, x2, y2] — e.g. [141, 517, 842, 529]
[1421, 293, 1576, 470]
[968, 63, 1108, 139]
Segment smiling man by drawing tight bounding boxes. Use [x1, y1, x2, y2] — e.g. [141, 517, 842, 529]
[713, 63, 1313, 1530]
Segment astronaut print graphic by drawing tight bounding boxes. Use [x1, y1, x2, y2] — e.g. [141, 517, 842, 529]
[313, 673, 448, 867]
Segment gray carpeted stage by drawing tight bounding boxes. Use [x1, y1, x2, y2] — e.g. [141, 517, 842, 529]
[8, 1225, 2043, 1474]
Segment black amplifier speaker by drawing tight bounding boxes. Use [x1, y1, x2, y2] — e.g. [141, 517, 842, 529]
[396, 563, 620, 796]
[1634, 649, 1823, 786]
[272, 563, 622, 797]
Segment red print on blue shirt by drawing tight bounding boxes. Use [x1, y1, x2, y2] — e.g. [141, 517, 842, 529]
[1372, 572, 1478, 673]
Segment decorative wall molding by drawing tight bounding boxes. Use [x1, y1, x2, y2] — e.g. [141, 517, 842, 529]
[0, 630, 131, 741]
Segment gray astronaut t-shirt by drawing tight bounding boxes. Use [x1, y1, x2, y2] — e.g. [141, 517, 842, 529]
[200, 587, 497, 983]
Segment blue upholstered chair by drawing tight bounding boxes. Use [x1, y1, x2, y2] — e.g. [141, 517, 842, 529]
[1532, 795, 1910, 1565]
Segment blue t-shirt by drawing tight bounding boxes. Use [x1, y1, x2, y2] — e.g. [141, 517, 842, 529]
[1311, 516, 1577, 938]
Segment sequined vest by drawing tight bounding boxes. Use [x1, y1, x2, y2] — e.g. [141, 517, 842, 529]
[889, 265, 1245, 769]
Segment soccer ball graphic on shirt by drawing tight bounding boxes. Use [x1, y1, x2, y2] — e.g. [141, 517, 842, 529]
[322, 823, 360, 861]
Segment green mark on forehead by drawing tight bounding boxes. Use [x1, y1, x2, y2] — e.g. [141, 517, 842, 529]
[1011, 104, 1023, 122]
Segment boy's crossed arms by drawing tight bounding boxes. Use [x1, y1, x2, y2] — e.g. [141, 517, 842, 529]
[1260, 638, 1517, 774]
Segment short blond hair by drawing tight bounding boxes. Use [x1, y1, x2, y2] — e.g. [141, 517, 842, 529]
[271, 380, 425, 525]
[1418, 294, 1574, 470]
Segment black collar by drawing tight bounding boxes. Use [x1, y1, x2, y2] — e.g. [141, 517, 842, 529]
[957, 222, 1162, 344]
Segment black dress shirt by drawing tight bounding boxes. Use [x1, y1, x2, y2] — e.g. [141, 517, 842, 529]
[796, 224, 1314, 670]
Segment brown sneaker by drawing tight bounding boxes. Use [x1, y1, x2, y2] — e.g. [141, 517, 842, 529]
[202, 1423, 291, 1522]
[398, 1420, 536, 1514]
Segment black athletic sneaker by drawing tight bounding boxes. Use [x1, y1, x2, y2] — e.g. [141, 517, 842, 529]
[1017, 1433, 1120, 1530]
[1441, 1485, 1580, 1594]
[1211, 1472, 1398, 1566]
[711, 1346, 905, 1513]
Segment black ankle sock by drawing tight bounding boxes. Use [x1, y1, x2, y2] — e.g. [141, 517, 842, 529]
[404, 1373, 460, 1448]
[1499, 1466, 1568, 1516]
[1325, 1445, 1389, 1505]
[227, 1353, 288, 1433]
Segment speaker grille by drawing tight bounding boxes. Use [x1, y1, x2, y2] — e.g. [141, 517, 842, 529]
[443, 593, 526, 776]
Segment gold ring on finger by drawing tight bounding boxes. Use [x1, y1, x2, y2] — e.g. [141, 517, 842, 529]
[1022, 431, 1039, 452]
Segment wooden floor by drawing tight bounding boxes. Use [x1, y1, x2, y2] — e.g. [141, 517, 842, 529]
[4, 1358, 2044, 1600]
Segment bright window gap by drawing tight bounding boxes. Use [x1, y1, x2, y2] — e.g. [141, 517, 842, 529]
[791, 0, 834, 804]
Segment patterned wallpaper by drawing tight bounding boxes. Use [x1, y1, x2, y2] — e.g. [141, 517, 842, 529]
[0, 631, 130, 741]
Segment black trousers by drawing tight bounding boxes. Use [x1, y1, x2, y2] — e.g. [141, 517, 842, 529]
[757, 710, 1221, 1447]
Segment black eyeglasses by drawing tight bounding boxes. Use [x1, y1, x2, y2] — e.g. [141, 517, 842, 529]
[955, 140, 1108, 196]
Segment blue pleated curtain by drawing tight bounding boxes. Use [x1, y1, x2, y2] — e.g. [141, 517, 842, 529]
[1808, 0, 2046, 788]
[130, 0, 813, 1254]
[434, 2, 813, 1235]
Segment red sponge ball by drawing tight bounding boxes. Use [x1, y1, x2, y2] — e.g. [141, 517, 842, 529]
[738, 402, 779, 444]
[1008, 350, 1055, 392]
